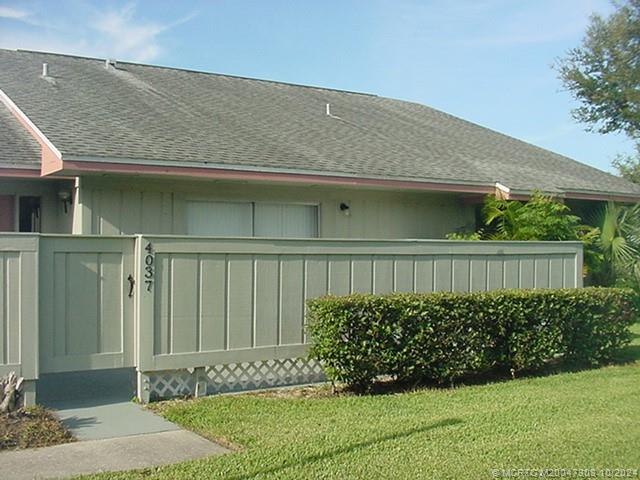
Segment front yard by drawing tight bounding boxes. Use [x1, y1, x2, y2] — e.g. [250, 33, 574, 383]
[0, 405, 73, 450]
[83, 323, 640, 480]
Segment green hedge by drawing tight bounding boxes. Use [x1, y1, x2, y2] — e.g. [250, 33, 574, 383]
[306, 288, 638, 390]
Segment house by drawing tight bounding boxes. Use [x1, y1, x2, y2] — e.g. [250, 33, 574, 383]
[2, 49, 639, 238]
[0, 50, 633, 403]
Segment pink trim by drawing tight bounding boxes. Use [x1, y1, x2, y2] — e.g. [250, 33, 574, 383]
[0, 167, 41, 178]
[41, 147, 64, 175]
[0, 93, 62, 174]
[59, 159, 498, 194]
[562, 191, 640, 203]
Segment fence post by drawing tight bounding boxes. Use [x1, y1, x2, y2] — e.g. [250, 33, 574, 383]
[21, 238, 39, 406]
[576, 243, 584, 288]
[135, 235, 156, 403]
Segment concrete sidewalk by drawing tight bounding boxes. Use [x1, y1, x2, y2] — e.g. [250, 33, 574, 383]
[0, 430, 229, 480]
[46, 398, 180, 441]
[0, 368, 230, 479]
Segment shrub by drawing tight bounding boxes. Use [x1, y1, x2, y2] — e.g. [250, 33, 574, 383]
[306, 288, 638, 391]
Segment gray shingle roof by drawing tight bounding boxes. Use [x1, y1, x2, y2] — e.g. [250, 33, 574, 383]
[0, 104, 40, 168]
[1, 48, 639, 197]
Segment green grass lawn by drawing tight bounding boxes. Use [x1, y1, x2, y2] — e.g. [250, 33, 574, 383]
[83, 324, 640, 479]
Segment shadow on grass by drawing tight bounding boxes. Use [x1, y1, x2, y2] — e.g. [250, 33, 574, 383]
[611, 344, 640, 364]
[226, 418, 462, 480]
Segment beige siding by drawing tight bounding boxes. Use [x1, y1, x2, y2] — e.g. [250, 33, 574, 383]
[0, 179, 74, 233]
[76, 176, 476, 238]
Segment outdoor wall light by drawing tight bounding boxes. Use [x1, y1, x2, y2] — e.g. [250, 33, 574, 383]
[58, 190, 72, 214]
[339, 202, 351, 216]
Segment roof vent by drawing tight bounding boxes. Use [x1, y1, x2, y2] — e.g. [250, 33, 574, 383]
[41, 63, 48, 77]
[325, 103, 342, 120]
[105, 58, 117, 69]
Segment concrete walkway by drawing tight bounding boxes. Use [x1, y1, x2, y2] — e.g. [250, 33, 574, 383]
[0, 430, 229, 480]
[0, 368, 230, 479]
[38, 368, 178, 441]
[46, 398, 180, 441]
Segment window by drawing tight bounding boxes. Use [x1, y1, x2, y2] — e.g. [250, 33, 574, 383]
[187, 201, 253, 236]
[18, 196, 41, 232]
[254, 203, 318, 237]
[186, 201, 318, 238]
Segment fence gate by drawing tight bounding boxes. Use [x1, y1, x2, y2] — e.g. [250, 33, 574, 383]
[39, 236, 136, 374]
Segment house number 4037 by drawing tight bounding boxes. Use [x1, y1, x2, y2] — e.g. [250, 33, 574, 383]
[144, 242, 154, 292]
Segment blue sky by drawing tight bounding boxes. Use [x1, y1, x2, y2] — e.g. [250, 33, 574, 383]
[0, 0, 635, 173]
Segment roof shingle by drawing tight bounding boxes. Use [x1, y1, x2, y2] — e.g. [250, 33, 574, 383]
[0, 104, 40, 168]
[0, 49, 638, 196]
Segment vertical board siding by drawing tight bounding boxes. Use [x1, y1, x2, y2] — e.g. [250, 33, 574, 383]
[254, 256, 279, 347]
[52, 252, 125, 356]
[280, 256, 305, 345]
[328, 256, 350, 295]
[141, 238, 582, 372]
[394, 258, 414, 292]
[414, 257, 434, 293]
[170, 255, 199, 354]
[199, 255, 227, 351]
[0, 254, 5, 366]
[470, 258, 488, 292]
[153, 254, 171, 355]
[373, 256, 393, 294]
[0, 253, 20, 366]
[0, 237, 38, 380]
[39, 236, 135, 374]
[0, 235, 584, 380]
[351, 256, 373, 294]
[6, 255, 20, 366]
[434, 257, 453, 291]
[227, 255, 253, 349]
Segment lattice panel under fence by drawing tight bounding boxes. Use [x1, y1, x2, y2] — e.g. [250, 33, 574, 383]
[148, 369, 197, 400]
[205, 357, 325, 394]
[146, 358, 325, 400]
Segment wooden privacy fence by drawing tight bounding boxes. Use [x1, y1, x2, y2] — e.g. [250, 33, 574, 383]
[0, 234, 583, 403]
[0, 235, 38, 405]
[134, 236, 583, 401]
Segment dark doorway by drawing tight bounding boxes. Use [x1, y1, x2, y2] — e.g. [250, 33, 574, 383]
[19, 196, 41, 232]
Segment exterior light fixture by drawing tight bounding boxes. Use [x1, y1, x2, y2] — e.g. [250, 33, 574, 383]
[339, 202, 350, 216]
[58, 190, 72, 214]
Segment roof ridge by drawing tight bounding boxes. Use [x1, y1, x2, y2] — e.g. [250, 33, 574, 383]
[10, 48, 377, 97]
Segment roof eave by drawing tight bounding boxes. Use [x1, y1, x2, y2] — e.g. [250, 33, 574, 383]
[53, 156, 499, 195]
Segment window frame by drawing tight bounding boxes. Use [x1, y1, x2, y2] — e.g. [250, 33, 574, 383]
[184, 198, 320, 238]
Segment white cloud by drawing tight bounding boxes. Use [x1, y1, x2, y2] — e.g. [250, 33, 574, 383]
[0, 5, 29, 19]
[0, 1, 195, 63]
[92, 3, 166, 62]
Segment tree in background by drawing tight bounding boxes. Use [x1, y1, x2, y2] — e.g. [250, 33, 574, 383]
[553, 1, 640, 288]
[557, 0, 640, 139]
[557, 0, 640, 181]
[590, 202, 640, 288]
[612, 144, 640, 184]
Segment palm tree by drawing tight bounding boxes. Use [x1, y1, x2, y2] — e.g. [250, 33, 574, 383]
[591, 202, 640, 287]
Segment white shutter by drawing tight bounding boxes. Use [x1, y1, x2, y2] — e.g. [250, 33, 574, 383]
[254, 203, 318, 238]
[186, 201, 253, 236]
